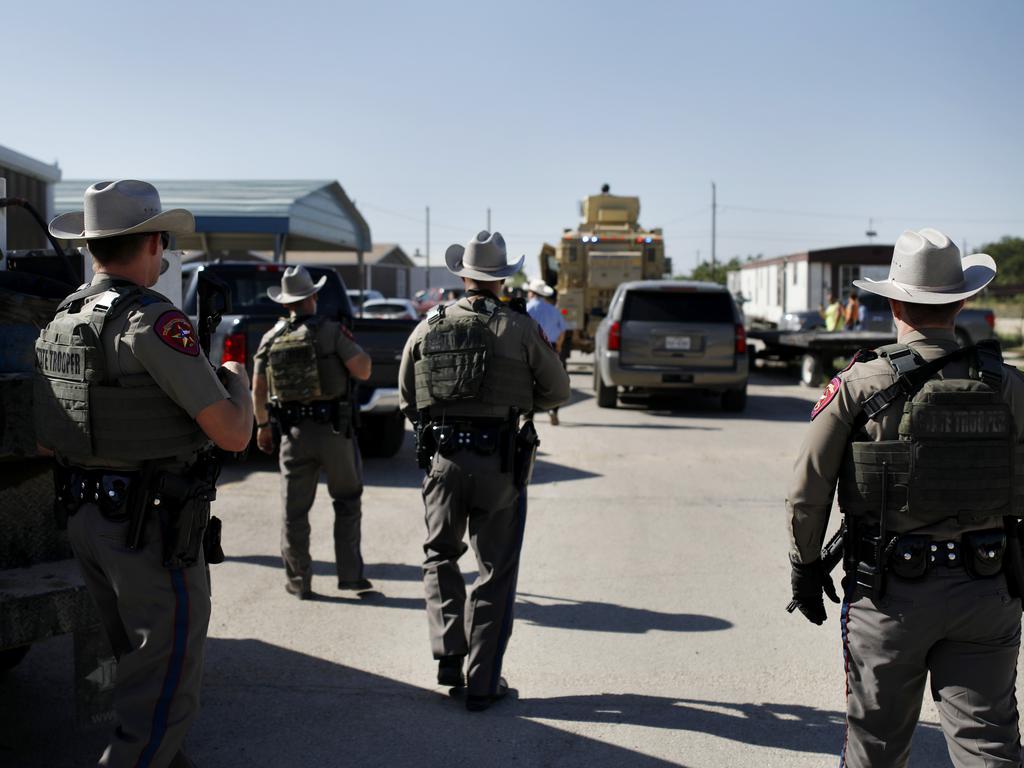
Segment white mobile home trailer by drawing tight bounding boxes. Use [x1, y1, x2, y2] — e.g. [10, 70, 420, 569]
[727, 244, 892, 326]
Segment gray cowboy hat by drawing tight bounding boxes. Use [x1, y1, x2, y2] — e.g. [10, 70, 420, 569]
[527, 277, 554, 297]
[445, 230, 524, 281]
[49, 179, 195, 240]
[853, 228, 996, 305]
[267, 265, 327, 304]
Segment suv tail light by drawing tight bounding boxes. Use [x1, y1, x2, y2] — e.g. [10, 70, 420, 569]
[735, 324, 747, 355]
[607, 321, 621, 351]
[221, 332, 247, 364]
[985, 311, 996, 329]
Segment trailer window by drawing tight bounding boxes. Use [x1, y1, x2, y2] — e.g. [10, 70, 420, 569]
[623, 290, 734, 323]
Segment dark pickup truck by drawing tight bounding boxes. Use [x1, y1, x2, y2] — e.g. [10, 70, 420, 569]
[181, 262, 416, 457]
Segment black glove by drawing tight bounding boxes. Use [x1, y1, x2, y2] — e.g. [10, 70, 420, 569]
[790, 558, 840, 625]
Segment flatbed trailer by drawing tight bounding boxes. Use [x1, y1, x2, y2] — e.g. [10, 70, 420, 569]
[749, 328, 897, 386]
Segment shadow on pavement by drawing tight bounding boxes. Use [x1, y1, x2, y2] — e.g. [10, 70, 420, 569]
[643, 394, 812, 423]
[531, 457, 602, 484]
[519, 694, 950, 766]
[516, 594, 732, 634]
[224, 557, 732, 636]
[191, 638, 686, 768]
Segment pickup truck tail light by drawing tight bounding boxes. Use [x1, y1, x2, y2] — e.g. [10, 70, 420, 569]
[221, 332, 247, 364]
[607, 321, 621, 351]
[985, 311, 996, 329]
[735, 324, 747, 355]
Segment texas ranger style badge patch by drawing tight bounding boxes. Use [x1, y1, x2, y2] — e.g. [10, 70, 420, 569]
[810, 376, 841, 420]
[155, 311, 199, 356]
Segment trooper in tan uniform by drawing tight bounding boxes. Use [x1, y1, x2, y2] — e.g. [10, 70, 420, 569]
[399, 231, 571, 711]
[252, 266, 372, 599]
[37, 181, 253, 768]
[787, 228, 1024, 768]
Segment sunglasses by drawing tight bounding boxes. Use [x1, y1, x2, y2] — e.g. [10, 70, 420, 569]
[159, 232, 170, 249]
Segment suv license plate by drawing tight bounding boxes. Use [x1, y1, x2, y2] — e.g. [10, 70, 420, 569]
[665, 336, 691, 351]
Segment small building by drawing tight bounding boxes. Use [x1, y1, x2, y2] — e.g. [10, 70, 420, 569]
[283, 243, 415, 298]
[0, 144, 62, 250]
[727, 244, 893, 325]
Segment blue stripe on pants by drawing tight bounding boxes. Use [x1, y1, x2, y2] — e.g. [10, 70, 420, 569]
[135, 568, 190, 768]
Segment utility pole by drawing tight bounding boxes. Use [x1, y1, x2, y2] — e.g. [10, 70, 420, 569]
[487, 207, 491, 231]
[425, 205, 431, 282]
[711, 181, 717, 269]
[866, 218, 877, 242]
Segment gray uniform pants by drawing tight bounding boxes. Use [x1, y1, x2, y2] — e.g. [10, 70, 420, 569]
[68, 503, 211, 768]
[841, 568, 1023, 768]
[279, 419, 364, 590]
[422, 450, 526, 697]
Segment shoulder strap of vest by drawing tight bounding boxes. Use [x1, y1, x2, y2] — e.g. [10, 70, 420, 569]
[861, 345, 974, 420]
[427, 304, 446, 324]
[876, 343, 921, 377]
[57, 278, 136, 313]
[974, 338, 1004, 390]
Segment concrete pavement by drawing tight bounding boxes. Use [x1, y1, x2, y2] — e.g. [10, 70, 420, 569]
[1, 366, 997, 767]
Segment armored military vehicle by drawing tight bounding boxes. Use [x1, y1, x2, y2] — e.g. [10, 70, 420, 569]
[538, 186, 668, 352]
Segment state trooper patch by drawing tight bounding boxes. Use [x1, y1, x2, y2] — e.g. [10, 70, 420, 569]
[811, 376, 841, 420]
[155, 311, 199, 356]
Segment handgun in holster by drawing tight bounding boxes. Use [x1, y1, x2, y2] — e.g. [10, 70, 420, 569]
[513, 418, 540, 488]
[415, 410, 436, 470]
[852, 460, 893, 599]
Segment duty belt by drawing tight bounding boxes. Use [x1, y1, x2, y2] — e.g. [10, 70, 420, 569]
[853, 528, 1006, 580]
[274, 399, 345, 427]
[55, 465, 138, 522]
[431, 419, 512, 458]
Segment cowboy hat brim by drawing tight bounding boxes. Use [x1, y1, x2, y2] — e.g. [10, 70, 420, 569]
[445, 244, 525, 281]
[267, 275, 328, 304]
[49, 208, 196, 241]
[853, 253, 996, 305]
[528, 279, 554, 297]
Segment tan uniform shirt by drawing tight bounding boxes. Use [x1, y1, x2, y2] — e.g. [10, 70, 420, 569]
[64, 275, 228, 468]
[253, 316, 365, 401]
[786, 327, 1024, 563]
[398, 294, 571, 420]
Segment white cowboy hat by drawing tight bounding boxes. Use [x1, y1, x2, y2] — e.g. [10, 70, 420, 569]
[267, 265, 327, 304]
[853, 228, 995, 305]
[49, 180, 195, 240]
[445, 230, 524, 281]
[527, 278, 554, 297]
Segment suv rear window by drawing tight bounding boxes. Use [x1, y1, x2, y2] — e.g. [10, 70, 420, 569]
[623, 290, 734, 323]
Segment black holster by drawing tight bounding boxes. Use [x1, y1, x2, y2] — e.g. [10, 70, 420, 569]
[513, 420, 540, 488]
[1002, 518, 1024, 598]
[153, 451, 222, 569]
[415, 416, 437, 469]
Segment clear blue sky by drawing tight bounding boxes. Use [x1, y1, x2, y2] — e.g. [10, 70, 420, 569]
[6, 0, 1023, 275]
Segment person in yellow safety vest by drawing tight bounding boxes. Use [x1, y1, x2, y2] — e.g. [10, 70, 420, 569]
[819, 292, 845, 332]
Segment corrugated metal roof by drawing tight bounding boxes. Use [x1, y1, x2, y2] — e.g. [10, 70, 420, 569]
[54, 179, 371, 252]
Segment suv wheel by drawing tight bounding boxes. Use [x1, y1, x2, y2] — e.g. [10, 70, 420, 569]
[722, 386, 747, 413]
[594, 366, 617, 408]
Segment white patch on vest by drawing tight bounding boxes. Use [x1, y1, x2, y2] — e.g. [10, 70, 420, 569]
[37, 347, 86, 380]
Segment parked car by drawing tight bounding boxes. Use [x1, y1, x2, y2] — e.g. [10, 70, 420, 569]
[182, 263, 415, 457]
[361, 298, 419, 320]
[346, 288, 384, 313]
[413, 286, 465, 316]
[594, 280, 750, 411]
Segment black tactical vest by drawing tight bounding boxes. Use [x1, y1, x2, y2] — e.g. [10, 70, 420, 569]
[34, 280, 209, 464]
[838, 342, 1023, 531]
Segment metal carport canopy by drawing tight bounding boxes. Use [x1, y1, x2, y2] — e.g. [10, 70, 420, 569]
[53, 180, 372, 257]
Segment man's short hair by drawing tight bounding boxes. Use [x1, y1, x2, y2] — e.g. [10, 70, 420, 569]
[86, 233, 153, 265]
[899, 300, 961, 326]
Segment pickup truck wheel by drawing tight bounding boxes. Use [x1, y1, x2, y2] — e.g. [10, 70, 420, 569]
[358, 411, 406, 458]
[800, 354, 824, 388]
[594, 365, 617, 408]
[722, 386, 748, 412]
[0, 645, 30, 673]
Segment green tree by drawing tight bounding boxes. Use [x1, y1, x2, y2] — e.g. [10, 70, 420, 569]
[983, 236, 1024, 287]
[681, 257, 742, 285]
